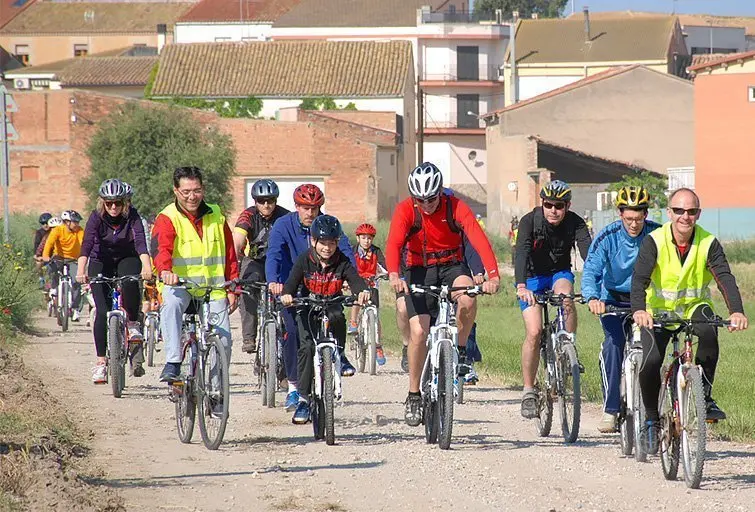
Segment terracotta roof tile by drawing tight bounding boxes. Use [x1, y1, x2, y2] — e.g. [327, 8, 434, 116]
[0, 0, 35, 29]
[1, 2, 193, 34]
[151, 40, 412, 98]
[510, 16, 678, 64]
[571, 11, 755, 37]
[274, 0, 447, 28]
[178, 0, 302, 23]
[687, 49, 755, 72]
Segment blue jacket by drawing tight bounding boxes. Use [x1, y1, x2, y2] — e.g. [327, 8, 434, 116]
[265, 211, 356, 284]
[582, 219, 661, 302]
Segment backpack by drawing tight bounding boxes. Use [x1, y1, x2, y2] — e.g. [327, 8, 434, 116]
[406, 193, 461, 240]
[531, 207, 576, 264]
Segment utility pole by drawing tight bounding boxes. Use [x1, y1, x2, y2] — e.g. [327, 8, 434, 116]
[0, 85, 18, 243]
[417, 76, 424, 164]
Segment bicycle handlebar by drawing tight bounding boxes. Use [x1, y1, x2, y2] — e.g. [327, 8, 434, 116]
[164, 277, 237, 291]
[534, 291, 585, 306]
[409, 284, 485, 298]
[280, 295, 357, 308]
[602, 305, 633, 315]
[652, 314, 731, 329]
[89, 274, 143, 285]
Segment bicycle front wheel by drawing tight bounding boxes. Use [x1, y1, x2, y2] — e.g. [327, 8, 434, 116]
[321, 346, 336, 446]
[631, 356, 648, 462]
[108, 316, 125, 398]
[659, 367, 680, 481]
[423, 357, 438, 444]
[535, 344, 554, 437]
[175, 343, 196, 444]
[558, 343, 581, 443]
[197, 335, 230, 450]
[438, 339, 455, 450]
[60, 283, 69, 332]
[145, 316, 157, 367]
[680, 365, 707, 489]
[366, 309, 378, 376]
[264, 321, 277, 408]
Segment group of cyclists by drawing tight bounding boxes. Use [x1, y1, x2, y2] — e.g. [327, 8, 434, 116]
[40, 159, 747, 442]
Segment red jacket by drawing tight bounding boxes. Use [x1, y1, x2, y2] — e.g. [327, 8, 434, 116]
[153, 201, 239, 281]
[386, 195, 499, 278]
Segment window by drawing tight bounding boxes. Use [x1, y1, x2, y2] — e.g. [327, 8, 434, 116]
[457, 94, 479, 128]
[749, 86, 755, 103]
[667, 167, 695, 190]
[74, 44, 88, 57]
[14, 44, 29, 65]
[20, 166, 39, 182]
[214, 37, 231, 42]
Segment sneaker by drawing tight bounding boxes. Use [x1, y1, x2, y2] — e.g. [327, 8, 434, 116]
[347, 322, 358, 335]
[292, 401, 310, 424]
[210, 397, 224, 419]
[376, 346, 386, 366]
[159, 362, 181, 382]
[71, 309, 80, 322]
[598, 412, 618, 433]
[127, 322, 144, 342]
[132, 363, 145, 378]
[242, 338, 257, 354]
[285, 390, 300, 411]
[520, 390, 539, 419]
[464, 366, 479, 385]
[401, 346, 409, 373]
[705, 398, 727, 421]
[91, 363, 107, 384]
[404, 393, 423, 427]
[341, 355, 356, 377]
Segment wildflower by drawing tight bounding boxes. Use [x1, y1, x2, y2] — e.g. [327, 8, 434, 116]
[2, 308, 10, 316]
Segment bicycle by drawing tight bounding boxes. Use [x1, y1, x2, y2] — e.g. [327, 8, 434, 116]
[352, 275, 387, 375]
[88, 274, 143, 398]
[53, 259, 76, 332]
[601, 305, 649, 461]
[143, 282, 161, 367]
[533, 291, 584, 443]
[651, 313, 730, 489]
[411, 284, 484, 450]
[168, 278, 234, 450]
[284, 294, 357, 446]
[242, 280, 285, 408]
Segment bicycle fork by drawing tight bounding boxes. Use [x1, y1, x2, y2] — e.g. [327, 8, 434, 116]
[314, 342, 343, 401]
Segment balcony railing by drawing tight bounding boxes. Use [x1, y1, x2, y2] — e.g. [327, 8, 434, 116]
[421, 10, 498, 24]
[424, 110, 484, 130]
[422, 67, 502, 82]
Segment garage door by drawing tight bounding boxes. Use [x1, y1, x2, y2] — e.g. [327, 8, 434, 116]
[245, 177, 326, 212]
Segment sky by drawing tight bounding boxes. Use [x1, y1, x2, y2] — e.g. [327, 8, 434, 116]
[565, 0, 755, 17]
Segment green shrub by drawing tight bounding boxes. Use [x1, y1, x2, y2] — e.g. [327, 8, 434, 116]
[0, 241, 39, 338]
[722, 239, 755, 264]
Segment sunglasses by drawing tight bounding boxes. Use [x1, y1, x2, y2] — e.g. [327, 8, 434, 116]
[416, 195, 439, 205]
[543, 201, 566, 211]
[256, 198, 276, 205]
[670, 207, 700, 216]
[104, 200, 124, 208]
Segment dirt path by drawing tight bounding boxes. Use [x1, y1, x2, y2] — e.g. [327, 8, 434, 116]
[26, 314, 755, 512]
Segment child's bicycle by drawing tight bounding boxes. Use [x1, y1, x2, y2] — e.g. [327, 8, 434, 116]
[351, 274, 387, 375]
[284, 294, 357, 446]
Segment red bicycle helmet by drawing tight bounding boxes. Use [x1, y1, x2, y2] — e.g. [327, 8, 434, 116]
[355, 223, 376, 236]
[293, 184, 325, 207]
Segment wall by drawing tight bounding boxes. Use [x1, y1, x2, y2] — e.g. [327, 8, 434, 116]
[695, 71, 755, 208]
[683, 25, 746, 54]
[0, 34, 167, 66]
[174, 22, 271, 43]
[260, 97, 405, 120]
[376, 147, 399, 219]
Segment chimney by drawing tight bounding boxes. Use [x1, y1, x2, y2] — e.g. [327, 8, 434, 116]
[583, 6, 590, 42]
[157, 23, 167, 54]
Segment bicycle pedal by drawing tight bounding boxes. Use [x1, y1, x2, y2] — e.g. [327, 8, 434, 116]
[706, 419, 719, 424]
[578, 363, 585, 374]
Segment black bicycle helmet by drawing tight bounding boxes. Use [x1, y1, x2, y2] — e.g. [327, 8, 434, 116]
[540, 180, 572, 202]
[68, 210, 83, 223]
[39, 212, 52, 225]
[251, 179, 279, 200]
[310, 215, 342, 241]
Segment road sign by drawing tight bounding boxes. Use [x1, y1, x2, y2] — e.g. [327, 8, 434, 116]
[0, 85, 17, 113]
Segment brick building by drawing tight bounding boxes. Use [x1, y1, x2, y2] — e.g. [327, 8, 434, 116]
[0, 90, 402, 223]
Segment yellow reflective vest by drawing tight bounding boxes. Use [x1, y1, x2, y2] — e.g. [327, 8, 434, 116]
[160, 202, 227, 300]
[646, 222, 715, 319]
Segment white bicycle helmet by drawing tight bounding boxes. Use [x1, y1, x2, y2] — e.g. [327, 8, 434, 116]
[47, 216, 62, 227]
[60, 210, 72, 221]
[123, 182, 134, 199]
[98, 178, 129, 200]
[408, 162, 443, 199]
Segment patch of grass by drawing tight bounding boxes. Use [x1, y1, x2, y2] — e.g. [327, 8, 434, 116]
[0, 489, 22, 512]
[378, 267, 755, 441]
[722, 239, 755, 264]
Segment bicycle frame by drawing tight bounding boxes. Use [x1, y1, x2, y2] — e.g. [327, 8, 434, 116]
[419, 286, 460, 402]
[313, 309, 343, 402]
[58, 262, 72, 316]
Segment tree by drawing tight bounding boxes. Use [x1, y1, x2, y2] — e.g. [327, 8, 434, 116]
[83, 103, 236, 217]
[607, 171, 668, 209]
[473, 0, 568, 19]
[299, 97, 358, 111]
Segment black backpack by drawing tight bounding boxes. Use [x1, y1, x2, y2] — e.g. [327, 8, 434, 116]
[531, 207, 576, 264]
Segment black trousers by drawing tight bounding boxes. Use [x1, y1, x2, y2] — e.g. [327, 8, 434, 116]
[296, 305, 346, 400]
[239, 257, 265, 342]
[638, 304, 720, 421]
[88, 258, 142, 358]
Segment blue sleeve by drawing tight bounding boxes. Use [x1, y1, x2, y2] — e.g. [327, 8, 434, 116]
[265, 221, 286, 283]
[581, 230, 609, 300]
[463, 235, 484, 275]
[339, 233, 356, 267]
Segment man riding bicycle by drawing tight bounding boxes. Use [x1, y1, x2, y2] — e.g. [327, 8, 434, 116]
[266, 184, 357, 413]
[386, 162, 499, 427]
[630, 187, 748, 429]
[233, 179, 290, 354]
[152, 166, 239, 384]
[582, 186, 660, 433]
[515, 180, 591, 419]
[43, 209, 85, 322]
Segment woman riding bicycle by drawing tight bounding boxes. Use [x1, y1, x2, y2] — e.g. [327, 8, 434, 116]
[77, 179, 153, 384]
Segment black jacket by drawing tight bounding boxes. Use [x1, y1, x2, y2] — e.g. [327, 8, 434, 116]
[284, 247, 367, 298]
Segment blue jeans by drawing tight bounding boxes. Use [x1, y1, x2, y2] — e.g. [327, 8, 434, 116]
[598, 307, 631, 414]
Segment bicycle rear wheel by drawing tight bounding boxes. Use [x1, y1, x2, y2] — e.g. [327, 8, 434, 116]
[366, 309, 378, 376]
[146, 316, 157, 367]
[60, 282, 69, 332]
[438, 339, 455, 450]
[197, 335, 230, 450]
[175, 343, 196, 443]
[659, 370, 680, 481]
[680, 365, 707, 489]
[354, 313, 367, 374]
[558, 343, 581, 443]
[108, 316, 125, 398]
[535, 344, 553, 437]
[264, 321, 277, 408]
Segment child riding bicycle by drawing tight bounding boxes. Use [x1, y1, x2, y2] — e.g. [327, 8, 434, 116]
[348, 223, 387, 365]
[280, 215, 370, 425]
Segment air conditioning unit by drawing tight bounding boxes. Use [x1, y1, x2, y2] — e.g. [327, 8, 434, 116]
[14, 78, 30, 90]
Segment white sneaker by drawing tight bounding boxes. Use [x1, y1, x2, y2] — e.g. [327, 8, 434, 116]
[598, 412, 618, 433]
[92, 364, 107, 384]
[127, 322, 144, 342]
[72, 309, 80, 322]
